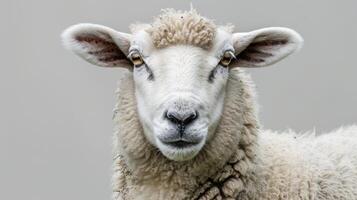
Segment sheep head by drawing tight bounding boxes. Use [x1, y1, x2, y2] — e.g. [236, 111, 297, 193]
[62, 9, 303, 162]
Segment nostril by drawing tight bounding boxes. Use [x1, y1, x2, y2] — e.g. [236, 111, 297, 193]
[183, 111, 198, 125]
[165, 110, 198, 126]
[165, 111, 179, 124]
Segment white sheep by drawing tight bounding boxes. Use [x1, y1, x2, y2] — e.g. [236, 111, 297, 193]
[62, 8, 357, 200]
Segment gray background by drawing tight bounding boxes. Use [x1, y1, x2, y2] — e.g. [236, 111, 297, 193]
[1, 0, 356, 199]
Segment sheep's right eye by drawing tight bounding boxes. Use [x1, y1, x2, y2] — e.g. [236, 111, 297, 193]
[130, 52, 144, 67]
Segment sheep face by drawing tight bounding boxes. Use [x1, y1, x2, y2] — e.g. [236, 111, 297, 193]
[128, 29, 233, 161]
[62, 14, 303, 161]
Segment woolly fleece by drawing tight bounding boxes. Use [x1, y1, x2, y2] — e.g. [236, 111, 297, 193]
[143, 9, 216, 50]
[112, 70, 357, 199]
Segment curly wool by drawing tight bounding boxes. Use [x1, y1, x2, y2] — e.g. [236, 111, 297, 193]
[145, 8, 217, 50]
[256, 127, 357, 199]
[112, 70, 357, 200]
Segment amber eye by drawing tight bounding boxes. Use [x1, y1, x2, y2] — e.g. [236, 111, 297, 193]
[130, 52, 144, 67]
[219, 51, 235, 67]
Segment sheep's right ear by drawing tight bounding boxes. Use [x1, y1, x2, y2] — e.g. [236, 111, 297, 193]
[62, 23, 132, 69]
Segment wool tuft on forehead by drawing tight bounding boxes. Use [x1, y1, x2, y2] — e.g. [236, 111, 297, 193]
[145, 8, 217, 50]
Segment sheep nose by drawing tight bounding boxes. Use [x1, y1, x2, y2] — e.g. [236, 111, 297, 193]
[165, 110, 198, 130]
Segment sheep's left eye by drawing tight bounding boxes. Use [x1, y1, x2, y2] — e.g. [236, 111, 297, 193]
[219, 51, 235, 67]
[130, 52, 144, 67]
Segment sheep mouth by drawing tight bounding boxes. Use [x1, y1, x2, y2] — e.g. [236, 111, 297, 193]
[162, 140, 199, 149]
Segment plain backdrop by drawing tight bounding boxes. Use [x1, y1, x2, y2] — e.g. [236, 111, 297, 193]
[1, 0, 356, 199]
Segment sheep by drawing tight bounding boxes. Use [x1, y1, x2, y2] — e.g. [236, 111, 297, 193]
[62, 8, 357, 200]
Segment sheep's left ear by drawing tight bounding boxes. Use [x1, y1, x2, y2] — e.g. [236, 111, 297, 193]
[231, 27, 303, 68]
[61, 23, 132, 69]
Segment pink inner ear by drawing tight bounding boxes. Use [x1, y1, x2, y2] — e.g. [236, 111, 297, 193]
[75, 33, 128, 67]
[249, 39, 288, 47]
[237, 39, 288, 64]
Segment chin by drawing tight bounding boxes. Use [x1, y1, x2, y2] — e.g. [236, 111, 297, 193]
[156, 139, 206, 161]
